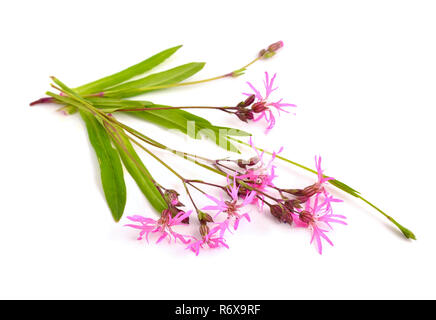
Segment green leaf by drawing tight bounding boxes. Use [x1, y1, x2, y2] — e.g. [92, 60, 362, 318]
[52, 86, 249, 154]
[329, 179, 360, 197]
[104, 62, 205, 98]
[79, 109, 127, 221]
[213, 126, 252, 137]
[131, 110, 189, 132]
[74, 45, 183, 95]
[111, 129, 167, 213]
[203, 128, 242, 154]
[89, 98, 250, 152]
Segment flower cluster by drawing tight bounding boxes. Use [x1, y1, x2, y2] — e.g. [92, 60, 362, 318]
[273, 156, 347, 254]
[115, 56, 344, 255]
[126, 145, 346, 255]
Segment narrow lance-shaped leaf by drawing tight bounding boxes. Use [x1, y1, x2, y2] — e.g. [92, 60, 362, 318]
[104, 62, 205, 98]
[89, 97, 250, 152]
[48, 81, 167, 213]
[75, 45, 183, 95]
[111, 128, 167, 213]
[51, 86, 250, 154]
[79, 109, 127, 221]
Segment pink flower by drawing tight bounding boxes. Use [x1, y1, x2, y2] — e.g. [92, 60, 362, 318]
[244, 72, 296, 133]
[186, 225, 229, 256]
[125, 209, 192, 244]
[294, 194, 346, 254]
[236, 138, 282, 207]
[202, 177, 256, 232]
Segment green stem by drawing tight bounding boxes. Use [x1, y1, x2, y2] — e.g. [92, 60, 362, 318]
[228, 137, 416, 240]
[356, 196, 415, 239]
[112, 106, 235, 113]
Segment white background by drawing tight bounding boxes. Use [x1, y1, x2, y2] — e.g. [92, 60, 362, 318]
[1, 0, 435, 299]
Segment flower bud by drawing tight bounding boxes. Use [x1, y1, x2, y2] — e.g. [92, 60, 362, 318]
[202, 213, 214, 223]
[270, 205, 293, 225]
[284, 212, 293, 225]
[283, 183, 321, 198]
[267, 41, 284, 53]
[301, 183, 321, 198]
[244, 94, 256, 106]
[198, 210, 214, 223]
[236, 101, 246, 108]
[164, 189, 184, 207]
[270, 205, 284, 219]
[251, 102, 268, 113]
[259, 41, 284, 59]
[282, 188, 304, 196]
[284, 199, 302, 211]
[29, 97, 55, 106]
[235, 109, 254, 122]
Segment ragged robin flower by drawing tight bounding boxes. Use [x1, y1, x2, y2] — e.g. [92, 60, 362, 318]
[186, 224, 229, 256]
[293, 194, 346, 254]
[243, 72, 296, 133]
[202, 176, 256, 232]
[125, 209, 193, 244]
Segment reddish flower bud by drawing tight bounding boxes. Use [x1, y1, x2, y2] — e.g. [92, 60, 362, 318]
[284, 199, 302, 211]
[301, 183, 321, 198]
[267, 41, 284, 53]
[235, 109, 254, 122]
[198, 210, 214, 224]
[244, 94, 256, 106]
[284, 213, 293, 225]
[270, 205, 283, 219]
[270, 205, 293, 225]
[251, 102, 268, 113]
[29, 97, 55, 106]
[258, 41, 283, 59]
[202, 213, 214, 223]
[164, 189, 184, 207]
[236, 101, 246, 108]
[283, 183, 321, 198]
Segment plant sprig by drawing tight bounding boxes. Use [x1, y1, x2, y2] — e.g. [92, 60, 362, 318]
[30, 41, 415, 256]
